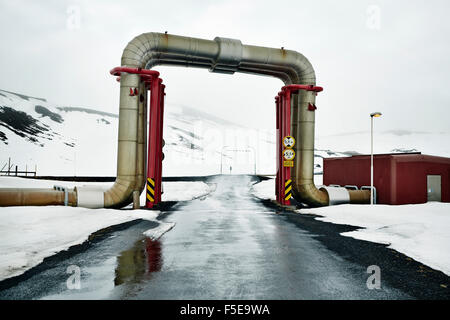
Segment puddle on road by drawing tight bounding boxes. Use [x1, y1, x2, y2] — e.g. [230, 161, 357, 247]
[114, 237, 163, 286]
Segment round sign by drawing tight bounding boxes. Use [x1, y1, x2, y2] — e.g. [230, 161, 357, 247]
[283, 136, 295, 148]
[283, 148, 295, 161]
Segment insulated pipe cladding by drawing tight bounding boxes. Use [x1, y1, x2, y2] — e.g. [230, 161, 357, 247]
[0, 32, 370, 208]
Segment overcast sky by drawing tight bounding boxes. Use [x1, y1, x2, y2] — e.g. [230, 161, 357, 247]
[1, 0, 449, 136]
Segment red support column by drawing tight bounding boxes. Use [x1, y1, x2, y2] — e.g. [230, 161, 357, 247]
[275, 84, 323, 206]
[275, 96, 280, 200]
[146, 78, 163, 208]
[154, 83, 165, 204]
[109, 67, 164, 210]
[275, 89, 292, 206]
[275, 90, 291, 205]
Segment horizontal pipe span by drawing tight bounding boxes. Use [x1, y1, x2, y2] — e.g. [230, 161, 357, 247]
[120, 32, 328, 207]
[0, 189, 76, 207]
[348, 189, 372, 204]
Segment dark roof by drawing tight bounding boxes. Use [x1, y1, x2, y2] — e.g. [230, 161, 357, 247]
[350, 152, 422, 158]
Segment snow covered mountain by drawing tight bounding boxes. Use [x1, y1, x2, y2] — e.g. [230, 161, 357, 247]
[1, 88, 449, 177]
[0, 89, 275, 176]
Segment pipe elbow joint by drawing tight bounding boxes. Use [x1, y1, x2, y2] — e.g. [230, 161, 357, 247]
[121, 32, 162, 68]
[293, 183, 329, 207]
[103, 179, 136, 209]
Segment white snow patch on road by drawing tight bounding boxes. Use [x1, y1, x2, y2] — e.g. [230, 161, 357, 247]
[251, 178, 275, 200]
[0, 206, 159, 282]
[143, 222, 176, 241]
[299, 202, 450, 275]
[161, 181, 212, 202]
[139, 181, 212, 205]
[250, 175, 324, 201]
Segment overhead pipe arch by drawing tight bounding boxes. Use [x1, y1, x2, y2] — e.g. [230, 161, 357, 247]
[0, 32, 370, 208]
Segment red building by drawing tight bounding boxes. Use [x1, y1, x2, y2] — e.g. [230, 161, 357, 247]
[323, 153, 450, 205]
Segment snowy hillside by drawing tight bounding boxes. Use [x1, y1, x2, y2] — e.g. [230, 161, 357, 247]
[1, 88, 449, 177]
[0, 89, 275, 176]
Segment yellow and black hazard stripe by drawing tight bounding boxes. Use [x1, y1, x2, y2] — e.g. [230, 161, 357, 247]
[285, 179, 292, 201]
[147, 178, 155, 202]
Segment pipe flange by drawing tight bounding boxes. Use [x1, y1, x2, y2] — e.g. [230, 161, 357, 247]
[320, 186, 350, 206]
[210, 37, 243, 74]
[75, 186, 105, 209]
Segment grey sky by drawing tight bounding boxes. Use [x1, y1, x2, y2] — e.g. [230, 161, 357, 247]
[1, 0, 449, 136]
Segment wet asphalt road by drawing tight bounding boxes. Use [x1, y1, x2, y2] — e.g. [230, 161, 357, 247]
[0, 175, 449, 300]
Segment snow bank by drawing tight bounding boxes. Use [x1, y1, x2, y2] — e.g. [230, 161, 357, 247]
[251, 178, 275, 200]
[161, 181, 212, 202]
[250, 175, 324, 201]
[299, 202, 450, 275]
[143, 222, 176, 240]
[138, 181, 212, 206]
[0, 206, 159, 282]
[0, 177, 211, 282]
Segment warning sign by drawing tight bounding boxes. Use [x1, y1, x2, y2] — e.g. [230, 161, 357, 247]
[283, 149, 295, 161]
[283, 160, 294, 167]
[283, 136, 295, 149]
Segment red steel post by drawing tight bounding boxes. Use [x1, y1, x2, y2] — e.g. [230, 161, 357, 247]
[275, 84, 323, 206]
[275, 96, 280, 201]
[154, 83, 165, 204]
[280, 89, 292, 205]
[146, 78, 163, 208]
[276, 90, 291, 205]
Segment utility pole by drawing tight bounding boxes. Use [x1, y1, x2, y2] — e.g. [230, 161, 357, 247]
[370, 112, 382, 205]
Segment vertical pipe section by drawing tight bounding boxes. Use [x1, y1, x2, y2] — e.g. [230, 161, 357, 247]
[133, 81, 147, 209]
[293, 89, 329, 206]
[103, 72, 140, 208]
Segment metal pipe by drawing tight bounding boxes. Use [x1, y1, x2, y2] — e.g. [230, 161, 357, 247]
[0, 32, 369, 208]
[0, 188, 76, 206]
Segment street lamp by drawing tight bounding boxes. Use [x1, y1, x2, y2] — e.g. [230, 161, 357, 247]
[370, 112, 382, 205]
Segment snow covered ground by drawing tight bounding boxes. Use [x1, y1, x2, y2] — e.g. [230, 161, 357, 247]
[250, 178, 450, 276]
[250, 175, 323, 201]
[251, 178, 276, 200]
[0, 176, 213, 282]
[0, 206, 160, 282]
[299, 203, 450, 276]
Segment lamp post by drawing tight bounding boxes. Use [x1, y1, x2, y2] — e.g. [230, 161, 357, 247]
[370, 112, 382, 205]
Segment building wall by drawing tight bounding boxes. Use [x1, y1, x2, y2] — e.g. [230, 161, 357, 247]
[394, 156, 450, 204]
[323, 155, 394, 204]
[323, 154, 450, 205]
